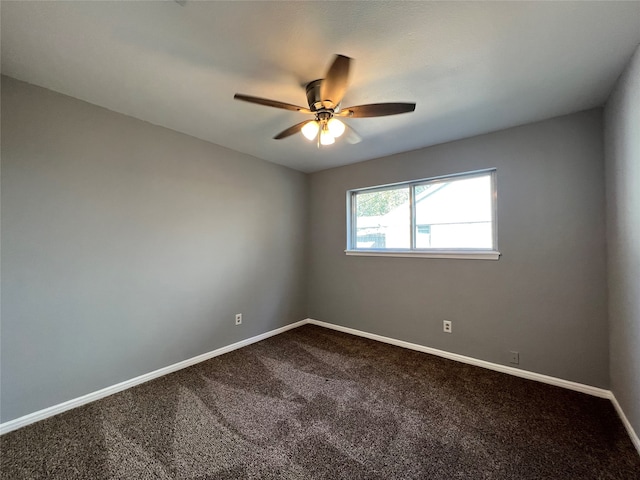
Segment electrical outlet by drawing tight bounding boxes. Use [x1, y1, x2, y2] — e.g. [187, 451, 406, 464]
[443, 320, 452, 333]
[509, 351, 519, 364]
[235, 313, 242, 325]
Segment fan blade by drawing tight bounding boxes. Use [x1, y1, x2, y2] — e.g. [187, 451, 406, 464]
[320, 55, 351, 108]
[273, 120, 314, 140]
[337, 102, 416, 118]
[234, 94, 312, 114]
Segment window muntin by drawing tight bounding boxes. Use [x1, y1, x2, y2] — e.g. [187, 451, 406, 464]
[347, 169, 498, 258]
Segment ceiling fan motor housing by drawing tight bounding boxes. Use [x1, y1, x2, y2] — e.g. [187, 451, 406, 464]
[306, 79, 328, 112]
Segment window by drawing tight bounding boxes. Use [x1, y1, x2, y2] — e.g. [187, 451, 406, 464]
[346, 169, 499, 259]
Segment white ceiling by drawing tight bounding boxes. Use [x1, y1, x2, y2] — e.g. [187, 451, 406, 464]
[2, 1, 639, 173]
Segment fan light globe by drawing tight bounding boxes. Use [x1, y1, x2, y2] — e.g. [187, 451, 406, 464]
[327, 118, 346, 138]
[301, 121, 319, 141]
[320, 130, 335, 145]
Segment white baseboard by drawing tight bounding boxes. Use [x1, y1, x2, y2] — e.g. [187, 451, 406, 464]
[306, 318, 640, 456]
[0, 320, 307, 435]
[610, 393, 640, 455]
[306, 319, 610, 397]
[3, 317, 638, 457]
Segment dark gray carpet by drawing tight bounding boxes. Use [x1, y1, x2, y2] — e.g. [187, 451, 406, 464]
[1, 324, 639, 479]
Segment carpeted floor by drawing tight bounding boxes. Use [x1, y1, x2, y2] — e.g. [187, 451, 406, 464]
[1, 324, 639, 479]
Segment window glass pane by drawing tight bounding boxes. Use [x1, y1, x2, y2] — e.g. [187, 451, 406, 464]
[355, 187, 410, 249]
[414, 174, 493, 249]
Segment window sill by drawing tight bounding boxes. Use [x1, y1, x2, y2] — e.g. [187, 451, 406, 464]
[344, 250, 501, 260]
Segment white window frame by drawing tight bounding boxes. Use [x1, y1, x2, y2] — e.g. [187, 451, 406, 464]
[345, 169, 500, 260]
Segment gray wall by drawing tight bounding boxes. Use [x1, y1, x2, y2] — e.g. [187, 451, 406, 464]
[0, 77, 308, 423]
[605, 45, 640, 436]
[308, 109, 609, 388]
[0, 73, 622, 425]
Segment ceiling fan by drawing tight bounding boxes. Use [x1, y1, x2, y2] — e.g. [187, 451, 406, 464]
[234, 55, 416, 146]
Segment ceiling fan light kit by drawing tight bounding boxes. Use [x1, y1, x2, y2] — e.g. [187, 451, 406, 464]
[234, 54, 416, 147]
[300, 117, 345, 144]
[327, 118, 346, 137]
[301, 121, 320, 140]
[320, 129, 335, 146]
